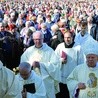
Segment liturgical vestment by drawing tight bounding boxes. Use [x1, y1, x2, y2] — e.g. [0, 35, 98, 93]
[0, 61, 22, 98]
[17, 70, 46, 98]
[20, 43, 61, 98]
[67, 63, 98, 98]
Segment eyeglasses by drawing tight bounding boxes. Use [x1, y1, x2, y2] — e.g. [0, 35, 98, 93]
[33, 38, 43, 41]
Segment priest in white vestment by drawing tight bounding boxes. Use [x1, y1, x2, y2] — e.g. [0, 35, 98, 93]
[20, 31, 61, 98]
[55, 31, 84, 98]
[0, 60, 22, 98]
[74, 20, 93, 46]
[17, 62, 46, 98]
[55, 31, 84, 84]
[67, 38, 98, 98]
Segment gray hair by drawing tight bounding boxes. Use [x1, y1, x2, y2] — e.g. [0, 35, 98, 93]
[41, 23, 47, 28]
[19, 62, 31, 72]
[51, 24, 59, 31]
[33, 31, 44, 39]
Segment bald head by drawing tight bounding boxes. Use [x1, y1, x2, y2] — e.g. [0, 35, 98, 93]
[19, 62, 31, 80]
[19, 62, 31, 71]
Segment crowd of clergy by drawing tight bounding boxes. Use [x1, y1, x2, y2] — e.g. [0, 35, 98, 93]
[0, 0, 98, 98]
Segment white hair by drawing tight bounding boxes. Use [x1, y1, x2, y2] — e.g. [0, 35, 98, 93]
[33, 31, 44, 39]
[29, 26, 36, 32]
[51, 24, 59, 31]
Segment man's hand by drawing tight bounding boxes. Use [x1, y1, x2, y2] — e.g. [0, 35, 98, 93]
[61, 58, 67, 64]
[22, 88, 27, 98]
[32, 61, 40, 68]
[78, 83, 86, 89]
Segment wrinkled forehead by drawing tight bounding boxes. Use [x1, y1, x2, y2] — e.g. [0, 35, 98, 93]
[86, 54, 98, 58]
[19, 66, 30, 74]
[33, 33, 41, 38]
[64, 31, 73, 38]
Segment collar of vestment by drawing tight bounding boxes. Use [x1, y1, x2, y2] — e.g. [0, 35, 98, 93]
[34, 43, 48, 51]
[88, 62, 98, 71]
[80, 31, 88, 37]
[64, 42, 75, 48]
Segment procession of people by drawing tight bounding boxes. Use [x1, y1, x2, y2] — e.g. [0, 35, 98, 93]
[0, 0, 98, 98]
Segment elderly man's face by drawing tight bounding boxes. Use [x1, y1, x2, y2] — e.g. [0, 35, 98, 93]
[19, 69, 31, 80]
[33, 33, 43, 48]
[86, 54, 98, 68]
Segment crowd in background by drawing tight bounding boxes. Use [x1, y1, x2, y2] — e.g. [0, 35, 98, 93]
[0, 0, 98, 69]
[0, 0, 98, 98]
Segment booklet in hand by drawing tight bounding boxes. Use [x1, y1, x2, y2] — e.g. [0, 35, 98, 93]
[61, 51, 67, 60]
[23, 83, 36, 94]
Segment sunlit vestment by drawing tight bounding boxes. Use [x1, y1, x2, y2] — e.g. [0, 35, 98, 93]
[55, 42, 84, 84]
[0, 61, 22, 98]
[20, 43, 61, 98]
[16, 70, 46, 98]
[67, 63, 98, 98]
[74, 32, 92, 46]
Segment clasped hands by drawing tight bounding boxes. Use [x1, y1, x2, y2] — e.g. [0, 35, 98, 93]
[78, 83, 86, 90]
[21, 88, 27, 98]
[32, 61, 40, 68]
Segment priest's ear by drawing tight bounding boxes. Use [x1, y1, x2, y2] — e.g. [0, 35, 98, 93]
[97, 55, 98, 61]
